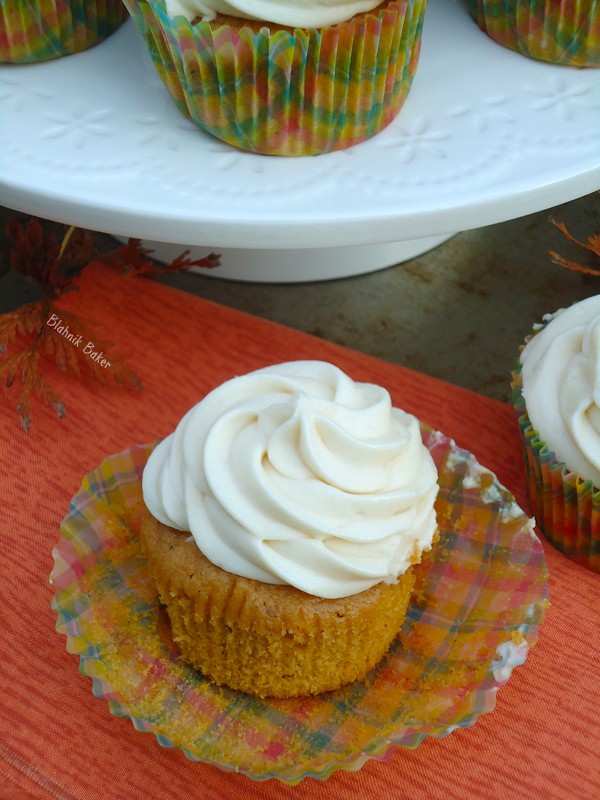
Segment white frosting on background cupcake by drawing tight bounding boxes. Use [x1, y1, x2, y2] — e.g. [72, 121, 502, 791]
[521, 296, 600, 487]
[143, 361, 439, 598]
[166, 0, 383, 26]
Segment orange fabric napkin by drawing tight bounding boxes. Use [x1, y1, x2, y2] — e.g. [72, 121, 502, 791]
[1, 263, 598, 800]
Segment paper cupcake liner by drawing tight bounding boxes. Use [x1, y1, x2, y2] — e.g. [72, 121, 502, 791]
[122, 0, 427, 155]
[0, 0, 129, 63]
[511, 360, 600, 573]
[467, 0, 600, 67]
[50, 430, 549, 783]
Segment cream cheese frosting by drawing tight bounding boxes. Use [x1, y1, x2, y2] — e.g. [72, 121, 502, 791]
[521, 295, 600, 487]
[142, 361, 439, 599]
[165, 0, 383, 28]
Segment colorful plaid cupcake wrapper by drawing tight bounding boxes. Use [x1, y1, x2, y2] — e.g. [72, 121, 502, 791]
[511, 361, 600, 573]
[50, 431, 549, 783]
[467, 0, 600, 67]
[123, 0, 426, 155]
[0, 0, 129, 63]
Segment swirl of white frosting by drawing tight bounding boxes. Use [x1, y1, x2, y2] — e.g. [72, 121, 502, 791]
[521, 295, 600, 486]
[165, 0, 383, 28]
[142, 361, 439, 599]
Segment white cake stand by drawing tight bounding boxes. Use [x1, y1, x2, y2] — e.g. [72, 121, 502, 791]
[1, 0, 599, 282]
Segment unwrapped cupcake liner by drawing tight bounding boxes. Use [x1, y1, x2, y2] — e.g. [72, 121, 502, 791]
[50, 431, 548, 783]
[467, 0, 600, 67]
[511, 346, 600, 573]
[123, 0, 427, 155]
[0, 0, 129, 63]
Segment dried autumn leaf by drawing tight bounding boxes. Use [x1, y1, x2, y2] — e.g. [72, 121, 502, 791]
[2, 217, 220, 430]
[550, 218, 600, 257]
[1, 351, 27, 388]
[38, 382, 66, 419]
[549, 216, 600, 276]
[45, 314, 141, 394]
[58, 227, 98, 274]
[106, 237, 156, 276]
[0, 301, 43, 350]
[548, 251, 600, 277]
[1, 300, 142, 427]
[151, 248, 221, 276]
[102, 238, 221, 277]
[6, 218, 73, 298]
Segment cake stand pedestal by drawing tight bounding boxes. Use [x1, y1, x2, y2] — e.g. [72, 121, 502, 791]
[115, 235, 453, 282]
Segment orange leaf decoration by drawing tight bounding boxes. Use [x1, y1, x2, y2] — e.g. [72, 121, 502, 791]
[1, 218, 221, 430]
[549, 214, 600, 277]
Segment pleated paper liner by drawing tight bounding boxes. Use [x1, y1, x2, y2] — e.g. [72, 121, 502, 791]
[511, 362, 600, 573]
[122, 0, 427, 155]
[50, 430, 549, 784]
[0, 0, 129, 63]
[467, 0, 600, 67]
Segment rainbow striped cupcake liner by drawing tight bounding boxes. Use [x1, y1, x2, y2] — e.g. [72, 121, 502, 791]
[122, 0, 427, 155]
[511, 356, 600, 573]
[467, 0, 600, 67]
[0, 0, 129, 63]
[50, 431, 548, 783]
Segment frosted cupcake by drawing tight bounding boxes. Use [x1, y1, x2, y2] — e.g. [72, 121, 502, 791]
[467, 0, 599, 67]
[511, 296, 600, 572]
[141, 360, 439, 698]
[0, 0, 129, 63]
[122, 0, 428, 155]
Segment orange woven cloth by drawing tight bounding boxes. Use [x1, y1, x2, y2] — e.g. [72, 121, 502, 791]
[1, 263, 598, 800]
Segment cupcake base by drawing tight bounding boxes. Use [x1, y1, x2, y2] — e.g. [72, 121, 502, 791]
[0, 0, 130, 64]
[123, 0, 427, 155]
[467, 0, 600, 67]
[140, 512, 417, 698]
[511, 365, 600, 573]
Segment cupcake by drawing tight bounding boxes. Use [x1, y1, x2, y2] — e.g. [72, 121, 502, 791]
[122, 0, 428, 155]
[511, 296, 600, 572]
[141, 360, 439, 698]
[467, 0, 599, 67]
[0, 0, 129, 63]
